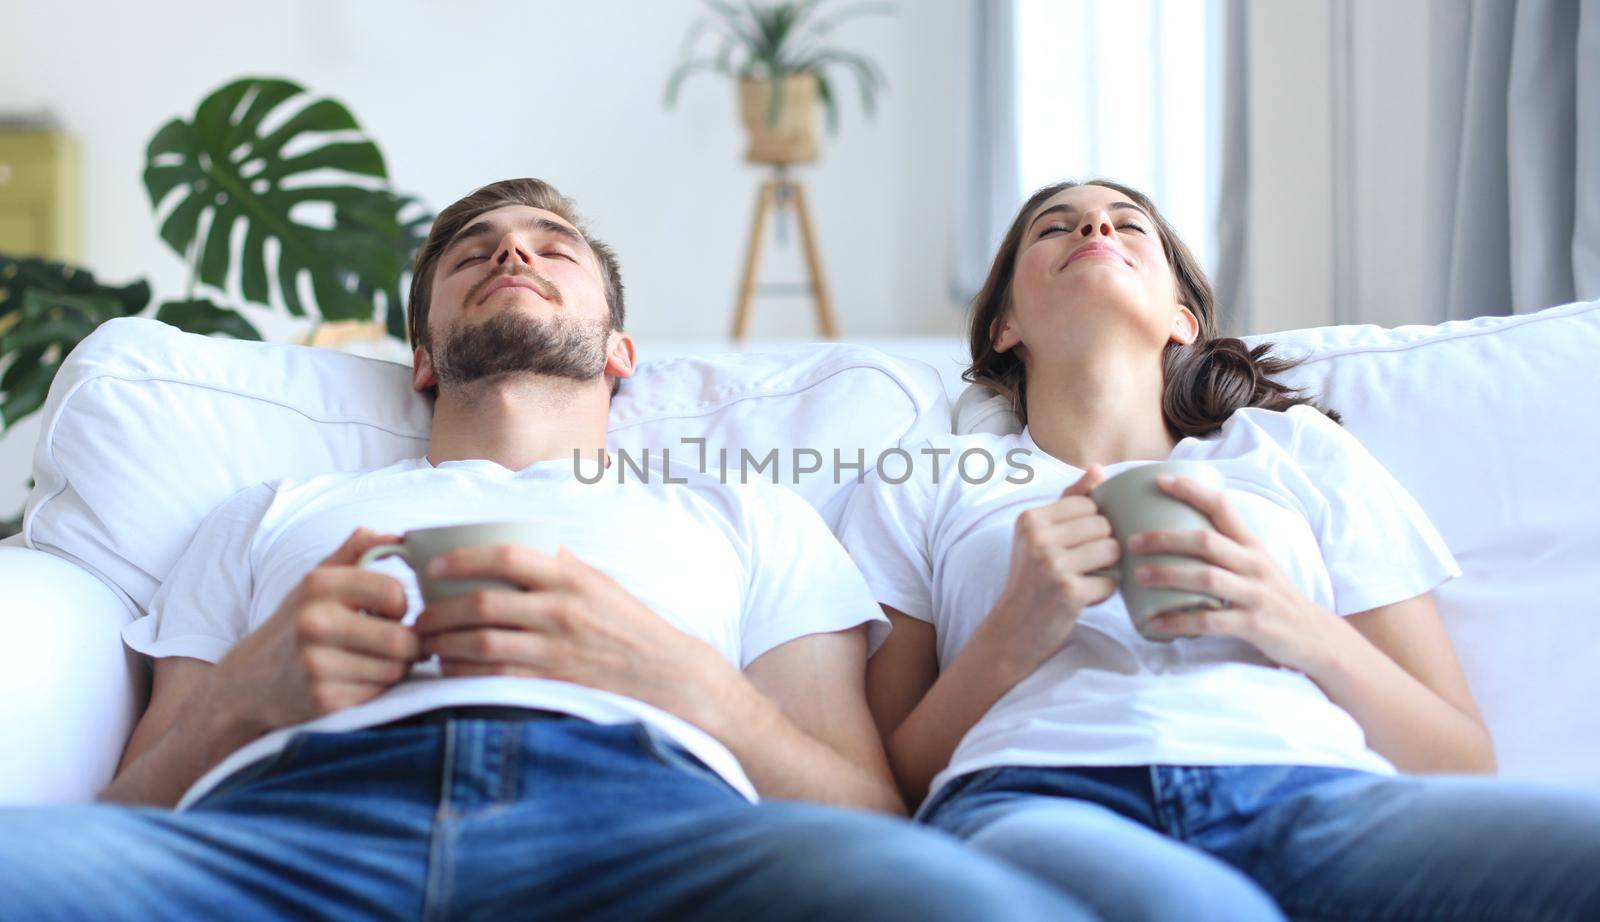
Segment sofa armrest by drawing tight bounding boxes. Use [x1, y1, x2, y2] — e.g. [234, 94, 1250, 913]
[0, 546, 148, 804]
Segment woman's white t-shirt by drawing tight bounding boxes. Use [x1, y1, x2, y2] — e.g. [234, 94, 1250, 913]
[838, 403, 1461, 802]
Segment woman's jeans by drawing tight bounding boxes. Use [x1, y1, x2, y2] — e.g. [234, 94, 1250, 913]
[920, 763, 1600, 922]
[0, 714, 1094, 922]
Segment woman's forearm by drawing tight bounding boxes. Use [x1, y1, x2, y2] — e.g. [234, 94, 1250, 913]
[886, 616, 1038, 807]
[1303, 616, 1496, 774]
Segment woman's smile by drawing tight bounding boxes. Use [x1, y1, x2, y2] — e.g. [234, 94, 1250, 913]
[1061, 242, 1132, 270]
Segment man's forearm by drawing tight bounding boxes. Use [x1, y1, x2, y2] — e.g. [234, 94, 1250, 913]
[98, 693, 259, 808]
[687, 672, 906, 814]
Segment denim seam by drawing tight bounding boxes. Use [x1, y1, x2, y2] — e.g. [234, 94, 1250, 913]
[469, 723, 521, 820]
[422, 721, 458, 922]
[421, 819, 457, 922]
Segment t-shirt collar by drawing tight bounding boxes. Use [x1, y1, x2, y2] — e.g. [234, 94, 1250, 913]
[421, 451, 610, 480]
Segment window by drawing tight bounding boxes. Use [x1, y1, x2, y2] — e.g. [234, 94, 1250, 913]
[1015, 0, 1224, 274]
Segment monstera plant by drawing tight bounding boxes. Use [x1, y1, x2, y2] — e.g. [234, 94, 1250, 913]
[143, 77, 430, 336]
[0, 76, 430, 537]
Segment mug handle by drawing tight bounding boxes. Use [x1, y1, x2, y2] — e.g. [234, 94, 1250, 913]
[358, 543, 408, 569]
[353, 543, 408, 618]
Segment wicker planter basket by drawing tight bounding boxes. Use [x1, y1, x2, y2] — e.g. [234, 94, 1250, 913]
[738, 74, 821, 165]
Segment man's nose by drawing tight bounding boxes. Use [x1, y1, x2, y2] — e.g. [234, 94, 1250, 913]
[493, 232, 534, 269]
[1078, 209, 1115, 238]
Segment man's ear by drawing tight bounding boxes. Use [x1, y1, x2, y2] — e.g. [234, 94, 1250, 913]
[412, 343, 437, 392]
[604, 331, 637, 382]
[992, 313, 1021, 354]
[1170, 305, 1200, 346]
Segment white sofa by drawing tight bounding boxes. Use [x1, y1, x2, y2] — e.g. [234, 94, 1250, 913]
[2, 300, 1597, 804]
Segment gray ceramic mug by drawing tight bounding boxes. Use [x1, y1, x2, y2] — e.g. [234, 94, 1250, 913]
[1089, 461, 1228, 642]
[357, 520, 561, 605]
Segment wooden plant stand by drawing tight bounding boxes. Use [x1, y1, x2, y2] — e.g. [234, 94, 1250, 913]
[731, 167, 838, 340]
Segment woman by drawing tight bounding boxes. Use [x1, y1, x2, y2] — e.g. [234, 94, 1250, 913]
[838, 179, 1600, 921]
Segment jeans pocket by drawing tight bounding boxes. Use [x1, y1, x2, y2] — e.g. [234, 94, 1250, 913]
[630, 722, 741, 797]
[188, 731, 318, 808]
[914, 766, 1007, 824]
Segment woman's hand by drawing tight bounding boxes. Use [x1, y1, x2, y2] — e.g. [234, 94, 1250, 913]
[1130, 473, 1341, 673]
[981, 465, 1121, 675]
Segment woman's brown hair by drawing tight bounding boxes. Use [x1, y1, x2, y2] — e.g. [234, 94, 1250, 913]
[964, 178, 1340, 437]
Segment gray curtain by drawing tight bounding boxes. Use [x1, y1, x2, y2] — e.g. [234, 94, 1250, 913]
[1424, 0, 1600, 319]
[1213, 0, 1252, 336]
[950, 0, 1021, 303]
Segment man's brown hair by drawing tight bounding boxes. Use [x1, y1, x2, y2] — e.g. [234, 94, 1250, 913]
[406, 178, 626, 354]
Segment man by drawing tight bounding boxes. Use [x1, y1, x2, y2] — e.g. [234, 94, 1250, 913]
[0, 179, 1091, 921]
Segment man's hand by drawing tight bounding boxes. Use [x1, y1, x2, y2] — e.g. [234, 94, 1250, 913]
[212, 527, 419, 735]
[415, 545, 743, 732]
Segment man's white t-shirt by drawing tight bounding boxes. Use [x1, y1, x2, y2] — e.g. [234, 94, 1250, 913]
[123, 454, 887, 810]
[837, 403, 1462, 803]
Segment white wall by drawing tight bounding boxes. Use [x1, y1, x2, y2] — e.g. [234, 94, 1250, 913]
[0, 0, 969, 520]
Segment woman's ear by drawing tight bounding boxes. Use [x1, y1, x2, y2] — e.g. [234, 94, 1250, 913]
[1170, 305, 1200, 346]
[992, 314, 1021, 354]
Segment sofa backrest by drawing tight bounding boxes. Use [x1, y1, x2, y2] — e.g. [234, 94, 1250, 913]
[20, 317, 949, 619]
[1261, 300, 1600, 786]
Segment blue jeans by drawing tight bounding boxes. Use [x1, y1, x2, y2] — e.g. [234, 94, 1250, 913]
[920, 763, 1600, 922]
[0, 714, 1094, 921]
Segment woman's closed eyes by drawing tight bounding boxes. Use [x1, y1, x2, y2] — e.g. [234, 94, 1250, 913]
[1038, 222, 1147, 239]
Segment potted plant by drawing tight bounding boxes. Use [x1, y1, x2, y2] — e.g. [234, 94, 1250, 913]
[664, 0, 892, 165]
[0, 76, 430, 538]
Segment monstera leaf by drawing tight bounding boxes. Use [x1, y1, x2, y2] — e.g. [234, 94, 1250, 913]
[0, 255, 152, 429]
[154, 298, 265, 340]
[333, 190, 433, 341]
[143, 77, 412, 323]
[0, 255, 264, 433]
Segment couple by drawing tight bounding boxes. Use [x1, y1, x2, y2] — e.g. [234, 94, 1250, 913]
[2, 177, 1596, 921]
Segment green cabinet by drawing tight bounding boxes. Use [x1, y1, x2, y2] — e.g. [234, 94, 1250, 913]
[0, 131, 80, 262]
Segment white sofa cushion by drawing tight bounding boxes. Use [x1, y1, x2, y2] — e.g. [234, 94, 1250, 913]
[952, 299, 1600, 786]
[19, 317, 949, 619]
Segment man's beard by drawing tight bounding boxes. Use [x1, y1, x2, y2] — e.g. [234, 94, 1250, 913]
[430, 309, 611, 390]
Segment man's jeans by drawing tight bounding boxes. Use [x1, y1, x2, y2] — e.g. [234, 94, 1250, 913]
[0, 713, 1093, 921]
[920, 763, 1600, 922]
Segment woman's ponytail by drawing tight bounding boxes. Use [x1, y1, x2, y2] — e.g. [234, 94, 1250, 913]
[1160, 337, 1340, 440]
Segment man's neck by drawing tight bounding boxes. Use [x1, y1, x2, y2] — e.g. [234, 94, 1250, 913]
[426, 376, 609, 471]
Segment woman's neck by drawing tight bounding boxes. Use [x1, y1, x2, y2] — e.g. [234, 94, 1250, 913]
[1022, 347, 1177, 470]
